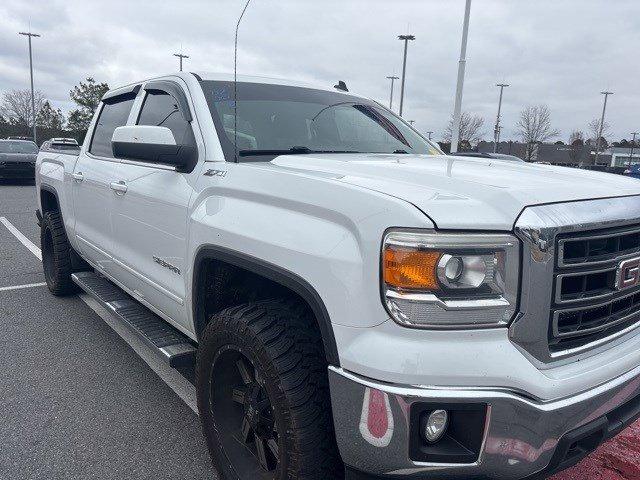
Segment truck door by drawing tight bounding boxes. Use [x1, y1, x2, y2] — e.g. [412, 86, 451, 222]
[72, 91, 137, 275]
[108, 82, 200, 330]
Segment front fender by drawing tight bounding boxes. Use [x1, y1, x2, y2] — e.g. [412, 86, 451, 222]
[36, 152, 79, 249]
[185, 162, 433, 363]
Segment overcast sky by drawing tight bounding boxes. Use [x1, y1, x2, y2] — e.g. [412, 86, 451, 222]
[1, 0, 638, 142]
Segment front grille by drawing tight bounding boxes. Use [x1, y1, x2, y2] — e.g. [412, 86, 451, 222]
[559, 225, 640, 267]
[551, 225, 640, 354]
[556, 268, 617, 303]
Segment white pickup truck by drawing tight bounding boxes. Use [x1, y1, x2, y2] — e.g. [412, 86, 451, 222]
[36, 72, 640, 480]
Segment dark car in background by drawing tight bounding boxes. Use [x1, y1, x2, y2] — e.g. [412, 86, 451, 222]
[0, 139, 39, 181]
[6, 136, 34, 141]
[492, 153, 525, 162]
[449, 151, 524, 162]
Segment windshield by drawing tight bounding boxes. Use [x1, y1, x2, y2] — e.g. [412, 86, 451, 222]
[0, 141, 38, 154]
[200, 81, 442, 161]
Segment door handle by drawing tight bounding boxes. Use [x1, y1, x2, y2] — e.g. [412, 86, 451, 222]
[110, 181, 128, 194]
[71, 172, 84, 181]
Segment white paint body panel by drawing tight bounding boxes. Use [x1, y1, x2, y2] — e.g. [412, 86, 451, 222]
[108, 160, 197, 329]
[269, 153, 640, 230]
[112, 125, 177, 145]
[73, 155, 119, 274]
[36, 72, 640, 404]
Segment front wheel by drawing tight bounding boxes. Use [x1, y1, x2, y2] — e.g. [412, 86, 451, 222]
[195, 299, 343, 480]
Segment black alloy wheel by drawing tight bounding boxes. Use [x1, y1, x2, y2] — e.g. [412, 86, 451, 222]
[210, 346, 280, 479]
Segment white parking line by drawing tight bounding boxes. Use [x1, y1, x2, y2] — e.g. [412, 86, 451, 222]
[0, 282, 47, 292]
[0, 217, 42, 260]
[0, 217, 198, 414]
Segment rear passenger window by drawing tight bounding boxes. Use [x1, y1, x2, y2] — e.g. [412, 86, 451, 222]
[137, 90, 195, 147]
[89, 94, 136, 158]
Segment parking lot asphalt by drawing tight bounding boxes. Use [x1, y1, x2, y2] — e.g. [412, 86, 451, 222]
[0, 182, 638, 480]
[0, 184, 216, 479]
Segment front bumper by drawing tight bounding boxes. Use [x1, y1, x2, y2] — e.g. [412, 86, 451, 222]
[329, 365, 640, 480]
[0, 162, 35, 179]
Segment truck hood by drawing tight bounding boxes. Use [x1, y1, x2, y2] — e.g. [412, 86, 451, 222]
[269, 153, 640, 230]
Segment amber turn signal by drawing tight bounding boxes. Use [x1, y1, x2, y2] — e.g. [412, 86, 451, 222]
[383, 247, 441, 290]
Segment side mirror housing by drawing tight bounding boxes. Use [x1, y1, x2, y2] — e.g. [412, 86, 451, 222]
[111, 125, 195, 168]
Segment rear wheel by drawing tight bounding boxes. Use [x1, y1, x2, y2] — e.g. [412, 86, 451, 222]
[196, 299, 343, 480]
[41, 211, 79, 296]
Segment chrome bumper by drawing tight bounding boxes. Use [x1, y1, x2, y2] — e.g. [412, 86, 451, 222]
[329, 365, 640, 479]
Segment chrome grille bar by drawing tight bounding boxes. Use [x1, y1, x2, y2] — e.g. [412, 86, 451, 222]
[552, 289, 640, 340]
[554, 266, 618, 305]
[558, 224, 640, 268]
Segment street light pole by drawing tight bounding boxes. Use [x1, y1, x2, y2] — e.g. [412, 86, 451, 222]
[630, 132, 639, 167]
[18, 31, 40, 143]
[173, 52, 189, 71]
[450, 0, 472, 153]
[493, 83, 509, 153]
[594, 91, 613, 165]
[426, 131, 434, 140]
[386, 75, 399, 110]
[398, 34, 415, 117]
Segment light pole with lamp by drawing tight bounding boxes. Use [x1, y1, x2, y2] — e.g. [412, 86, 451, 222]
[398, 35, 415, 117]
[493, 83, 509, 152]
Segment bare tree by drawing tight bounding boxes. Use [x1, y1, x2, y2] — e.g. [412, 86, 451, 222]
[1, 89, 46, 127]
[569, 130, 585, 164]
[587, 118, 611, 146]
[515, 105, 560, 161]
[443, 112, 485, 145]
[569, 130, 584, 145]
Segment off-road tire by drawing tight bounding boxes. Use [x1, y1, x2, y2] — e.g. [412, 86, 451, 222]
[196, 298, 344, 480]
[41, 211, 80, 296]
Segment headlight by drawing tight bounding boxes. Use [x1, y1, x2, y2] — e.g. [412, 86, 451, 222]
[382, 230, 520, 328]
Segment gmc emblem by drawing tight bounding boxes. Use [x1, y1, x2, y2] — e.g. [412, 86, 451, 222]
[616, 257, 640, 290]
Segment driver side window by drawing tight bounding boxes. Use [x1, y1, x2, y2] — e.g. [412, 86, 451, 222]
[89, 94, 136, 158]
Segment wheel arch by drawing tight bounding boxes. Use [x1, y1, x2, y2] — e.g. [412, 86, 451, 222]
[40, 184, 61, 215]
[192, 245, 340, 367]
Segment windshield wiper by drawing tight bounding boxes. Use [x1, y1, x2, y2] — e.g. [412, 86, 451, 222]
[239, 146, 360, 156]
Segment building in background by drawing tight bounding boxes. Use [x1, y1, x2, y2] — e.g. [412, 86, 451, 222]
[477, 141, 593, 166]
[605, 147, 640, 167]
[475, 141, 640, 173]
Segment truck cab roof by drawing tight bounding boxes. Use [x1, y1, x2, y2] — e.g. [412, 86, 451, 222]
[101, 72, 362, 104]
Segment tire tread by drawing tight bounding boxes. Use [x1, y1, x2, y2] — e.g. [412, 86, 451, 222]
[196, 298, 343, 480]
[41, 211, 79, 296]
